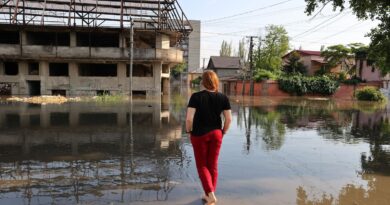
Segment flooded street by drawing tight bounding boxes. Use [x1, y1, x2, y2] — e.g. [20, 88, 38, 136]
[0, 92, 389, 205]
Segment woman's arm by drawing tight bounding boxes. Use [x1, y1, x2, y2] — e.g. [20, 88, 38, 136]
[186, 107, 196, 133]
[222, 110, 232, 135]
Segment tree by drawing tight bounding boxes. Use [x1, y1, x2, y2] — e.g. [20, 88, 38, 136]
[254, 25, 290, 73]
[171, 62, 186, 78]
[321, 44, 352, 72]
[283, 51, 307, 74]
[321, 43, 367, 74]
[237, 38, 247, 63]
[219, 40, 233, 57]
[304, 0, 390, 73]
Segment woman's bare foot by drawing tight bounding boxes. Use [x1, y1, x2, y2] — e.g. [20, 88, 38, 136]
[206, 192, 217, 204]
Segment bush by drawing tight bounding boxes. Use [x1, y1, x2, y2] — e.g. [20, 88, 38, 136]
[342, 76, 365, 85]
[278, 75, 339, 96]
[254, 69, 278, 81]
[355, 86, 386, 101]
[191, 76, 202, 85]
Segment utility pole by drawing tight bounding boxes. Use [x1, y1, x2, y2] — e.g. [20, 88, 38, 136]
[128, 18, 134, 175]
[247, 36, 257, 96]
[129, 18, 134, 97]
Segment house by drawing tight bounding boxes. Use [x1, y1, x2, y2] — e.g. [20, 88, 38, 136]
[207, 56, 241, 78]
[282, 50, 344, 76]
[355, 51, 389, 82]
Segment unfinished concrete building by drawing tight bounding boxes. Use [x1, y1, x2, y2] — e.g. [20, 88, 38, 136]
[0, 0, 192, 96]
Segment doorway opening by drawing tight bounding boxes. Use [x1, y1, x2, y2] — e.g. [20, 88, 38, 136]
[27, 81, 41, 96]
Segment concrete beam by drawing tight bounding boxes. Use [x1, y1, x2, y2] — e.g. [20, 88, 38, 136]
[156, 33, 170, 49]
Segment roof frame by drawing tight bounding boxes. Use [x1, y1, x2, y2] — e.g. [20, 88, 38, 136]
[0, 0, 192, 36]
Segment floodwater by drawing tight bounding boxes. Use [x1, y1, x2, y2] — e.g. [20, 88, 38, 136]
[0, 92, 389, 205]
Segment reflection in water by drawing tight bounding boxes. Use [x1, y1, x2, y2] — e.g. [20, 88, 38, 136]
[234, 98, 390, 205]
[0, 100, 187, 204]
[1, 95, 390, 205]
[297, 174, 390, 205]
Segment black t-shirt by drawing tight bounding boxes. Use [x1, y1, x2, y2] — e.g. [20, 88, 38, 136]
[187, 90, 231, 136]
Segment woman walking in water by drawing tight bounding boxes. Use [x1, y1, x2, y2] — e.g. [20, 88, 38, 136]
[186, 71, 232, 205]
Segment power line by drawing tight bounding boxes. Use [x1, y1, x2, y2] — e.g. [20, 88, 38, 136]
[292, 12, 349, 39]
[203, 0, 293, 23]
[292, 12, 348, 39]
[204, 5, 305, 25]
[319, 21, 365, 41]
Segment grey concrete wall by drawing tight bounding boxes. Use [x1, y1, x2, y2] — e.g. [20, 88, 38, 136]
[0, 28, 186, 96]
[156, 34, 170, 49]
[188, 20, 201, 72]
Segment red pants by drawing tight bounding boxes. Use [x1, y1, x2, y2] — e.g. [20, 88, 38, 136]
[191, 129, 223, 194]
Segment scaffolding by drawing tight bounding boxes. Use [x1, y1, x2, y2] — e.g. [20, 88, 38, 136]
[0, 0, 192, 36]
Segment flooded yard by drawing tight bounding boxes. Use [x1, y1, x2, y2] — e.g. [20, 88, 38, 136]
[0, 93, 389, 205]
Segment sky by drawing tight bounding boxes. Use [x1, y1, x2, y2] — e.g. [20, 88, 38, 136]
[179, 0, 378, 66]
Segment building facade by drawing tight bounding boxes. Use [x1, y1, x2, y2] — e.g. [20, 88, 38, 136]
[184, 20, 201, 73]
[282, 50, 345, 76]
[0, 0, 192, 97]
[207, 56, 241, 78]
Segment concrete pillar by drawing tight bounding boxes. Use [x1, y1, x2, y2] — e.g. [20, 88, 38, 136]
[153, 99, 162, 127]
[68, 62, 78, 96]
[119, 32, 126, 48]
[71, 136, 78, 156]
[0, 62, 4, 75]
[153, 62, 162, 96]
[22, 134, 30, 155]
[162, 78, 170, 95]
[20, 113, 30, 127]
[40, 106, 50, 128]
[156, 33, 170, 49]
[40, 61, 50, 95]
[0, 113, 4, 128]
[118, 112, 126, 127]
[117, 62, 127, 95]
[70, 31, 77, 47]
[18, 62, 28, 95]
[21, 30, 28, 46]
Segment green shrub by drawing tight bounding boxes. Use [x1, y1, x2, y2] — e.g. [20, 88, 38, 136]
[355, 86, 386, 101]
[278, 75, 339, 96]
[191, 76, 202, 85]
[254, 69, 278, 81]
[278, 75, 307, 95]
[342, 76, 365, 85]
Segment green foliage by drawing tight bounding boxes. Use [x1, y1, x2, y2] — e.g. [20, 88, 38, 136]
[254, 69, 278, 81]
[341, 76, 365, 85]
[368, 20, 390, 73]
[254, 25, 290, 72]
[278, 75, 339, 96]
[283, 51, 307, 74]
[171, 62, 186, 77]
[321, 44, 351, 68]
[191, 76, 202, 85]
[355, 86, 386, 102]
[305, 0, 390, 73]
[219, 40, 233, 57]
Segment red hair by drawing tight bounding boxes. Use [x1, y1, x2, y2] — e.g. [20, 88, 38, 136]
[202, 71, 219, 92]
